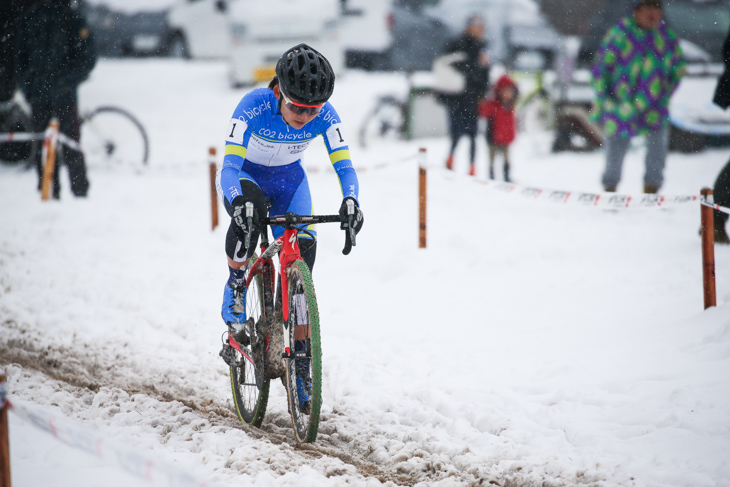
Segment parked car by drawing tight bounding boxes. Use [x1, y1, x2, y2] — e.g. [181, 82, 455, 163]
[383, 0, 563, 72]
[84, 3, 172, 57]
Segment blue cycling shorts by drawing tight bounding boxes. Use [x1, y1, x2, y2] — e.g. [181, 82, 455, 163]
[237, 160, 315, 240]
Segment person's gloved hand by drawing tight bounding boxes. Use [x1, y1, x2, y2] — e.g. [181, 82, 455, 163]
[339, 197, 364, 234]
[231, 196, 258, 236]
[231, 196, 261, 259]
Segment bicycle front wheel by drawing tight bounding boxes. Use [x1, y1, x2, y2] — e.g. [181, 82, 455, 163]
[230, 265, 270, 426]
[81, 106, 149, 168]
[284, 260, 322, 443]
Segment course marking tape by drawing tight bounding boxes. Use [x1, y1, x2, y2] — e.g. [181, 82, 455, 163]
[6, 398, 226, 487]
[476, 178, 699, 209]
[700, 200, 730, 215]
[0, 131, 81, 151]
[305, 153, 417, 174]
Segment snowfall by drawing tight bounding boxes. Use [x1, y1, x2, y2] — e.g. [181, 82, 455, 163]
[1, 58, 730, 487]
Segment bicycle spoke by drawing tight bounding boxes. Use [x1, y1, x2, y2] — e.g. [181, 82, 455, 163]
[229, 263, 270, 427]
[284, 260, 322, 443]
[81, 107, 149, 169]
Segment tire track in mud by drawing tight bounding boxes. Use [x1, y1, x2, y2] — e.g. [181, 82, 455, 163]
[1, 321, 506, 486]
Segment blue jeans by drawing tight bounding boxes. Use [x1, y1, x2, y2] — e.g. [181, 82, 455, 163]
[602, 123, 669, 190]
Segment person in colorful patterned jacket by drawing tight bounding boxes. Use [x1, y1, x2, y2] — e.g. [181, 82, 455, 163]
[591, 0, 685, 194]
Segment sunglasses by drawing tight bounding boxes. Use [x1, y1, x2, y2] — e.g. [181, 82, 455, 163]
[281, 91, 323, 116]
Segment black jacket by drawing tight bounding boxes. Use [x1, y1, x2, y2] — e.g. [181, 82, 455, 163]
[14, 0, 97, 105]
[713, 26, 730, 110]
[0, 0, 32, 101]
[438, 32, 490, 114]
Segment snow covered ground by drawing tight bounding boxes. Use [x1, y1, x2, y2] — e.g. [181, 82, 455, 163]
[2, 59, 730, 487]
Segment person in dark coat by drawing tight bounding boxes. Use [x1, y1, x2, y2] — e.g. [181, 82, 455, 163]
[441, 15, 491, 176]
[0, 0, 31, 103]
[15, 0, 97, 198]
[711, 25, 730, 243]
[712, 26, 730, 110]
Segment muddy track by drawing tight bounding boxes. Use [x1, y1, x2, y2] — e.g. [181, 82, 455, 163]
[1, 325, 500, 486]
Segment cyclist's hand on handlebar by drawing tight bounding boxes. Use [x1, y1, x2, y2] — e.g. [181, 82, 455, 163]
[231, 196, 260, 251]
[339, 197, 363, 234]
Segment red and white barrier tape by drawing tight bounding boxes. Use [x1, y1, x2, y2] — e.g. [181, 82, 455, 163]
[0, 132, 43, 143]
[478, 179, 699, 209]
[6, 398, 225, 487]
[305, 153, 417, 174]
[700, 200, 730, 215]
[0, 131, 81, 151]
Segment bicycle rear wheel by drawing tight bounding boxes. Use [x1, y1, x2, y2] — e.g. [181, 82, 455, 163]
[284, 259, 322, 443]
[358, 96, 406, 148]
[81, 106, 149, 168]
[230, 266, 270, 426]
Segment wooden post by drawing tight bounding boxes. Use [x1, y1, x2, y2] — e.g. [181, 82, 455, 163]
[418, 147, 427, 249]
[701, 187, 717, 309]
[209, 147, 219, 231]
[40, 118, 60, 201]
[0, 370, 10, 487]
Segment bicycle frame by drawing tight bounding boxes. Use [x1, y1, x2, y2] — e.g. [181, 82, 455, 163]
[244, 225, 302, 357]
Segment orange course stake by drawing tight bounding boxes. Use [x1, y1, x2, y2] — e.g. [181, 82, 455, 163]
[40, 118, 60, 201]
[418, 147, 427, 249]
[700, 188, 717, 309]
[209, 147, 219, 231]
[0, 370, 10, 487]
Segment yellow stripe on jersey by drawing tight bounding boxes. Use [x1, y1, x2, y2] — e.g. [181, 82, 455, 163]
[225, 144, 247, 159]
[329, 149, 351, 165]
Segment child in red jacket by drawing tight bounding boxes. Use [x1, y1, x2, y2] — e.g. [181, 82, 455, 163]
[479, 75, 518, 181]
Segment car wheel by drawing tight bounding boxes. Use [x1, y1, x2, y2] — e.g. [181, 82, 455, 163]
[669, 124, 706, 153]
[167, 33, 190, 59]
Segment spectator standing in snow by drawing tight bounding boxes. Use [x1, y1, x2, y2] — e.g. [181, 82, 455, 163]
[0, 0, 29, 103]
[710, 25, 730, 244]
[479, 74, 518, 181]
[15, 0, 96, 198]
[591, 0, 684, 194]
[439, 14, 491, 176]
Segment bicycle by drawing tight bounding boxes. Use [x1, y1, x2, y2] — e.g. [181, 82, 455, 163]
[220, 203, 358, 443]
[80, 106, 149, 168]
[358, 94, 407, 148]
[0, 97, 149, 169]
[0, 95, 35, 167]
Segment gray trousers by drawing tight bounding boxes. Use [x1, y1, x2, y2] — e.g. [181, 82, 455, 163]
[601, 123, 669, 189]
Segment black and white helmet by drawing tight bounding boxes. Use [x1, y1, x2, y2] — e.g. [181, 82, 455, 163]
[275, 43, 335, 105]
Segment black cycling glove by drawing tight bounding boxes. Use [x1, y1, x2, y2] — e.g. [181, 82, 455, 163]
[339, 197, 364, 234]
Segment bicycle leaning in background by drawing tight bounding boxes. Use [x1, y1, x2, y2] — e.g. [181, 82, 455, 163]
[219, 203, 358, 443]
[0, 95, 149, 169]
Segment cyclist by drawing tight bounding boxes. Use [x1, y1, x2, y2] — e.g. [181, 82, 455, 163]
[217, 43, 363, 411]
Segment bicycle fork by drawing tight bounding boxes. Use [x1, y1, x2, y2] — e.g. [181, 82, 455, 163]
[279, 228, 310, 361]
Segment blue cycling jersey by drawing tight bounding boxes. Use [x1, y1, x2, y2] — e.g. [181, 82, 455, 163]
[217, 88, 359, 207]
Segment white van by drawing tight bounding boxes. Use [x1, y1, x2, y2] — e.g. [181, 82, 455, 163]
[166, 0, 343, 86]
[167, 0, 230, 59]
[227, 0, 343, 86]
[340, 0, 392, 70]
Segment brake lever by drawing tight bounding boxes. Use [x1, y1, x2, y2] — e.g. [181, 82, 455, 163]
[342, 199, 357, 255]
[244, 201, 254, 250]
